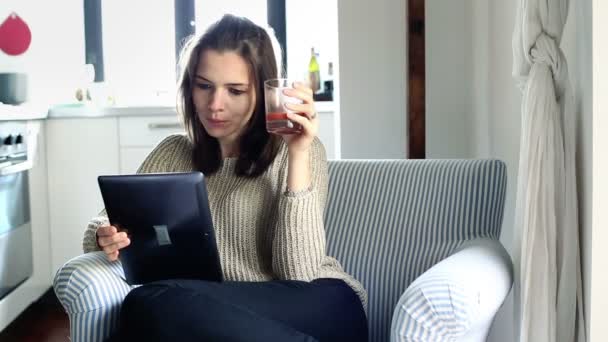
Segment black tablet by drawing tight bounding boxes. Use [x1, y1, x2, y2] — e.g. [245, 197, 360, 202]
[98, 172, 223, 285]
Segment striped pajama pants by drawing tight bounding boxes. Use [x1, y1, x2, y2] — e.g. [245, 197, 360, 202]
[53, 252, 137, 342]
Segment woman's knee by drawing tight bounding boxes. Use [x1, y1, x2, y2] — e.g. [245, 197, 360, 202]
[53, 251, 130, 313]
[121, 282, 172, 314]
[119, 282, 177, 337]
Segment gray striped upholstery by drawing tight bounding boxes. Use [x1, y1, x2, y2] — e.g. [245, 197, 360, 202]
[392, 275, 478, 340]
[54, 252, 137, 342]
[324, 159, 507, 342]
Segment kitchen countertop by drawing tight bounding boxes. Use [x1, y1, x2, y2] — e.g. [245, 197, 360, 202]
[48, 101, 336, 118]
[0, 103, 49, 121]
[0, 101, 336, 121]
[47, 104, 178, 118]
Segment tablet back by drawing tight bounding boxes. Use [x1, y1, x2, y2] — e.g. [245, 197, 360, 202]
[98, 172, 223, 284]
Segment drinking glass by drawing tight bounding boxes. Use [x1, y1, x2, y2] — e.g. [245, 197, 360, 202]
[264, 78, 304, 134]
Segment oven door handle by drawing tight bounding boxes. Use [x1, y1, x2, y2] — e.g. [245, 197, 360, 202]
[0, 159, 33, 176]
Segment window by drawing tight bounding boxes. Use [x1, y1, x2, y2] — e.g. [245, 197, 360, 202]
[89, 0, 283, 105]
[195, 0, 267, 34]
[285, 0, 338, 86]
[101, 0, 176, 105]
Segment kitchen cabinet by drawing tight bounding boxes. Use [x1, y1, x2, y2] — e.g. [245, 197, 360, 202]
[47, 117, 121, 272]
[118, 115, 183, 173]
[46, 114, 183, 272]
[315, 104, 337, 159]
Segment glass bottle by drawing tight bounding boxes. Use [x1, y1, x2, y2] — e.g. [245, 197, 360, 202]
[308, 47, 321, 93]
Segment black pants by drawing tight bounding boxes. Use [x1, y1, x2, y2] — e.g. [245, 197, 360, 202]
[112, 278, 368, 342]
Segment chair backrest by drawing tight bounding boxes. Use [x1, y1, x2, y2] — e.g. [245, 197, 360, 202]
[324, 159, 507, 342]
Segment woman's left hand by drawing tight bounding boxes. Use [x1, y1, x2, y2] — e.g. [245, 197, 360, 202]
[279, 82, 319, 154]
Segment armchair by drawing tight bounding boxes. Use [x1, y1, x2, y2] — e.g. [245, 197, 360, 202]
[324, 159, 513, 342]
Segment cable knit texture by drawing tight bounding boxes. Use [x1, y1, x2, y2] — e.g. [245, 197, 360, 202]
[82, 134, 367, 310]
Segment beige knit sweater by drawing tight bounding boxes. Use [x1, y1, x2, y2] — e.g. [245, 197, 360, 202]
[82, 134, 367, 309]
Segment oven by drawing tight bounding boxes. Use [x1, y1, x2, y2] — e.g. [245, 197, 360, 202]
[0, 121, 33, 300]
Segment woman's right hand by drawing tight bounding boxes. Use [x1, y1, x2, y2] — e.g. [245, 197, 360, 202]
[96, 225, 131, 262]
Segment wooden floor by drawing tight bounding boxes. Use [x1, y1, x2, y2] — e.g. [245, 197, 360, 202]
[0, 288, 69, 342]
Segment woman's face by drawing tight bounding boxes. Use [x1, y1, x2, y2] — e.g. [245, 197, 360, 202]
[193, 49, 256, 149]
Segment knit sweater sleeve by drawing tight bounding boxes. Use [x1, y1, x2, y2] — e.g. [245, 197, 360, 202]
[272, 138, 329, 281]
[82, 134, 187, 253]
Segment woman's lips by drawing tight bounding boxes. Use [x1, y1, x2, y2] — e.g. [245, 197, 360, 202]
[207, 118, 228, 127]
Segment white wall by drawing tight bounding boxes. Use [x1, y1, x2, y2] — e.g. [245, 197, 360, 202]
[0, 0, 85, 104]
[425, 1, 520, 337]
[470, 0, 491, 158]
[337, 0, 407, 159]
[472, 2, 521, 341]
[426, 0, 473, 158]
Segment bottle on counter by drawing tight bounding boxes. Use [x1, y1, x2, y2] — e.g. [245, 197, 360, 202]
[324, 62, 334, 100]
[313, 61, 334, 102]
[308, 47, 321, 93]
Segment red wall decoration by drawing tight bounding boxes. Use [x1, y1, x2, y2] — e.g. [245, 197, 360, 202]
[0, 12, 32, 56]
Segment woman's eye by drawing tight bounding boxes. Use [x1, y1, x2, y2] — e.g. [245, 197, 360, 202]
[197, 83, 212, 90]
[229, 88, 245, 95]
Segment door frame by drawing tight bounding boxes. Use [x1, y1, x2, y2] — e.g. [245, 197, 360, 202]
[407, 0, 425, 159]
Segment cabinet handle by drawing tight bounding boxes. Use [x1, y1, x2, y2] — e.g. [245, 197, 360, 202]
[0, 160, 33, 176]
[148, 122, 182, 130]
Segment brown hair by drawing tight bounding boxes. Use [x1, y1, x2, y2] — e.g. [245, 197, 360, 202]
[177, 14, 283, 177]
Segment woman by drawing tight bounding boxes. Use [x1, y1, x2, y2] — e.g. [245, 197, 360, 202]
[54, 14, 367, 342]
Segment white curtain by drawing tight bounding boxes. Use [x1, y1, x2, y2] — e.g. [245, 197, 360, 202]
[512, 0, 586, 341]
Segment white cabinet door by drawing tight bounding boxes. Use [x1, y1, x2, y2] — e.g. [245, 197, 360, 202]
[120, 147, 155, 174]
[47, 117, 120, 273]
[118, 116, 183, 147]
[117, 115, 184, 173]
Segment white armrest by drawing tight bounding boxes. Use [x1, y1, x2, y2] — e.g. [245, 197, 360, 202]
[391, 238, 513, 342]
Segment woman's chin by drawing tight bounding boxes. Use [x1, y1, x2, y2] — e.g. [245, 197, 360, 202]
[202, 124, 224, 136]
[204, 126, 231, 140]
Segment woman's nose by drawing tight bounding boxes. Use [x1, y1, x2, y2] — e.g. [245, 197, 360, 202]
[208, 89, 225, 111]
